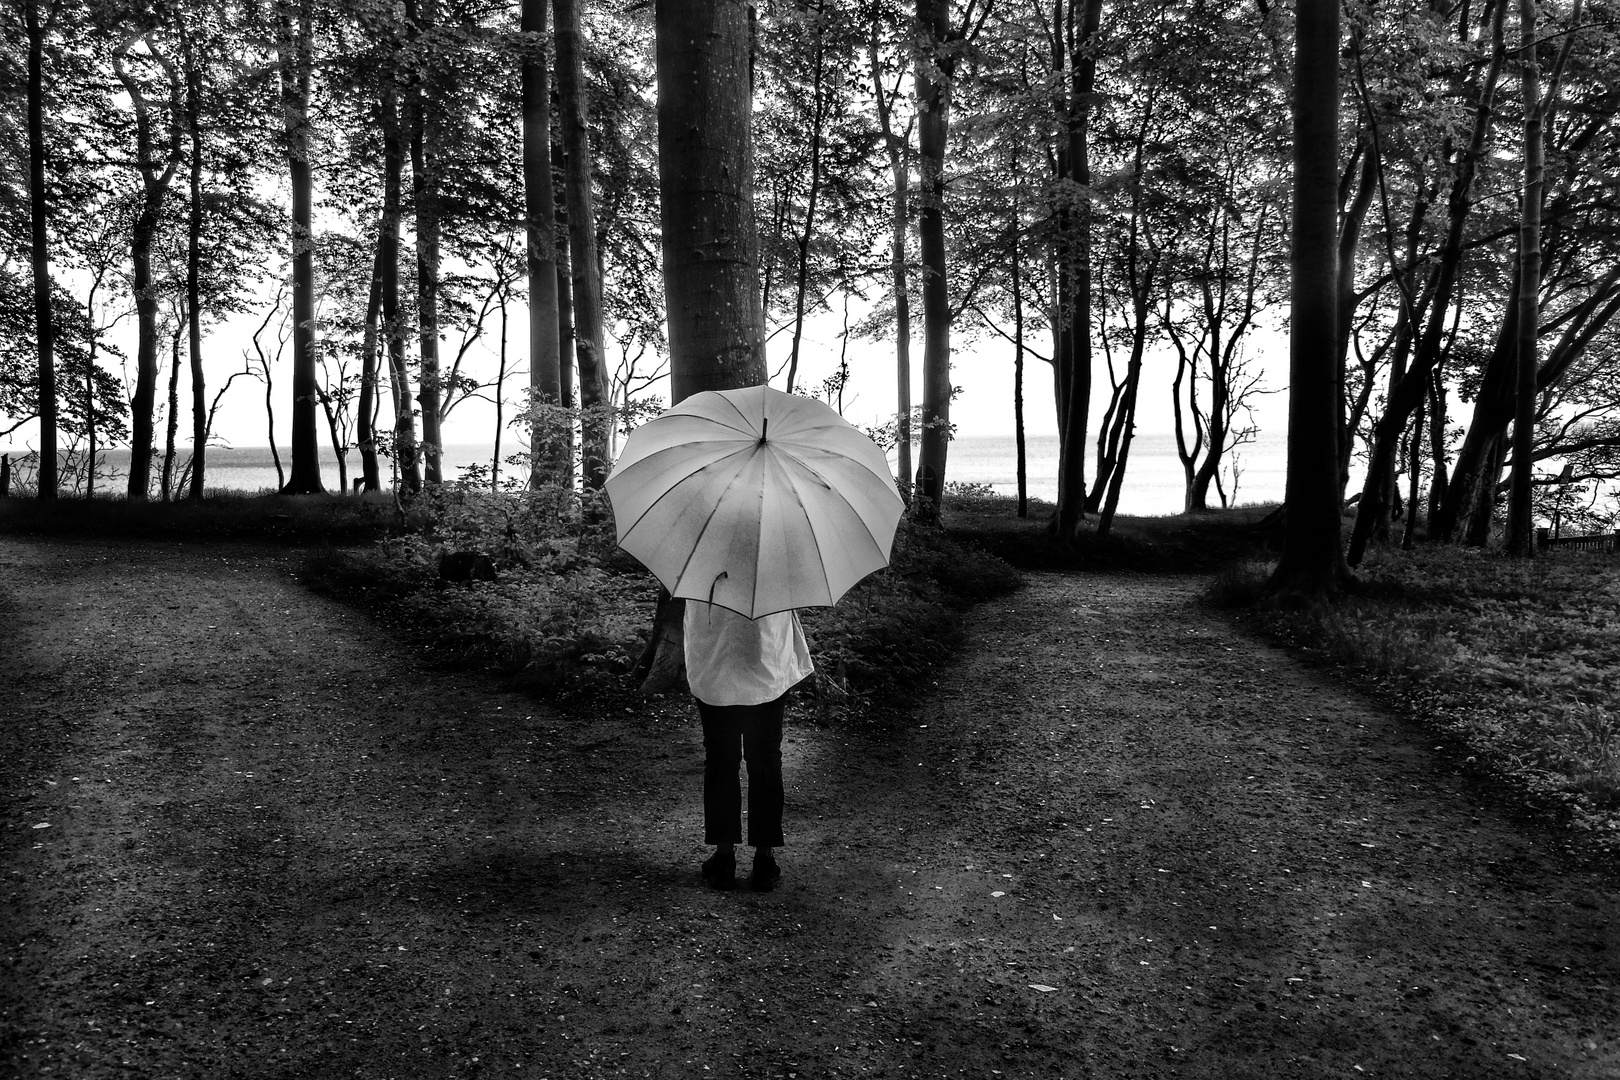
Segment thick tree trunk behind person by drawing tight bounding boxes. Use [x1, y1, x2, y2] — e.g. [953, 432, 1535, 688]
[406, 0, 444, 485]
[1266, 0, 1350, 601]
[278, 0, 324, 494]
[656, 0, 768, 399]
[555, 0, 611, 490]
[522, 0, 563, 489]
[642, 0, 770, 693]
[1507, 0, 1542, 557]
[25, 0, 57, 499]
[912, 0, 953, 525]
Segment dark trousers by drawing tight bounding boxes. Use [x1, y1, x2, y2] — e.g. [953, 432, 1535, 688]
[696, 694, 787, 848]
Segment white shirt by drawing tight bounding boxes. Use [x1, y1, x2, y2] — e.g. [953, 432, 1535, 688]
[683, 602, 813, 706]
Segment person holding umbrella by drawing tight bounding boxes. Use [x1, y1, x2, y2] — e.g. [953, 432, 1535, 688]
[682, 598, 811, 890]
[604, 384, 904, 892]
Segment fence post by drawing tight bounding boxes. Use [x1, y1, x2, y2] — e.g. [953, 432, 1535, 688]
[1613, 530, 1620, 553]
[1536, 526, 1550, 549]
[0, 453, 9, 498]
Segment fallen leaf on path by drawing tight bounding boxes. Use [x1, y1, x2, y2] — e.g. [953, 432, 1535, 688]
[1028, 984, 1058, 993]
[32, 823, 50, 829]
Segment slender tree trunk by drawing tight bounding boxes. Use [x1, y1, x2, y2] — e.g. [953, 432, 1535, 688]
[1266, 0, 1350, 600]
[494, 279, 509, 491]
[380, 68, 420, 493]
[162, 311, 183, 502]
[554, 0, 610, 490]
[522, 0, 563, 488]
[406, 0, 443, 485]
[786, 25, 828, 395]
[1049, 0, 1104, 543]
[869, 25, 913, 493]
[25, 0, 56, 499]
[357, 227, 384, 491]
[279, 0, 323, 493]
[913, 0, 955, 525]
[114, 32, 182, 501]
[1012, 187, 1028, 520]
[184, 49, 206, 500]
[1507, 0, 1541, 557]
[556, 201, 577, 472]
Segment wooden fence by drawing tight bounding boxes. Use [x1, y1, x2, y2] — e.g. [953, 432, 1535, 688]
[1536, 527, 1620, 553]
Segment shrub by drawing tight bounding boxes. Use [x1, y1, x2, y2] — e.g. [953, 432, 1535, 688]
[301, 483, 1023, 719]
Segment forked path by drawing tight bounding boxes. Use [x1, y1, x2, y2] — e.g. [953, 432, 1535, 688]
[1, 538, 1616, 1080]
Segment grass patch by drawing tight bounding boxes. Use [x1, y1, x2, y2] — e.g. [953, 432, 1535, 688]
[1217, 545, 1620, 860]
[0, 490, 400, 545]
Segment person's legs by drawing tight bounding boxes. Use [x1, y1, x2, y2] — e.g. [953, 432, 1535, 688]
[741, 695, 787, 849]
[697, 699, 744, 847]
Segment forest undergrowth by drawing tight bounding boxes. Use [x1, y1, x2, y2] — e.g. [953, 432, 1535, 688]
[296, 482, 1024, 725]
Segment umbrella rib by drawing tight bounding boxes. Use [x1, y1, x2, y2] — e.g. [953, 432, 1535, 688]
[780, 455, 891, 559]
[668, 446, 760, 596]
[617, 444, 754, 541]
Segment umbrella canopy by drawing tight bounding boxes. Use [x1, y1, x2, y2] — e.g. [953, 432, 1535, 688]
[604, 384, 905, 619]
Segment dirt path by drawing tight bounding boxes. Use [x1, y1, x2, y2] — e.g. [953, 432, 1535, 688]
[2, 538, 1616, 1080]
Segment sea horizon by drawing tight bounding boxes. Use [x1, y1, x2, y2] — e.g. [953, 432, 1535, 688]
[9, 431, 1288, 518]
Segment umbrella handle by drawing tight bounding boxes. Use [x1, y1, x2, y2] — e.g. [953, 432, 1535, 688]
[707, 571, 728, 607]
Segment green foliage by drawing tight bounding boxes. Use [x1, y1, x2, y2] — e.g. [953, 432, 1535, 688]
[1223, 546, 1620, 859]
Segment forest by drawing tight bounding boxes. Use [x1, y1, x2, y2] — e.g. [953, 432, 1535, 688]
[3, 0, 1618, 570]
[5, 2, 1620, 1075]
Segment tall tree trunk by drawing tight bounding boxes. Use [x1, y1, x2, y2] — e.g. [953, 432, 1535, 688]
[786, 24, 828, 395]
[114, 32, 182, 501]
[25, 0, 56, 499]
[1049, 0, 1103, 543]
[868, 25, 913, 493]
[554, 0, 610, 490]
[183, 42, 206, 500]
[380, 65, 420, 493]
[556, 197, 577, 471]
[656, 0, 768, 400]
[522, 0, 563, 488]
[162, 311, 183, 502]
[1011, 176, 1027, 520]
[406, 0, 443, 485]
[913, 0, 955, 525]
[358, 226, 385, 491]
[279, 0, 324, 493]
[645, 0, 768, 694]
[1506, 0, 1541, 557]
[1266, 0, 1350, 600]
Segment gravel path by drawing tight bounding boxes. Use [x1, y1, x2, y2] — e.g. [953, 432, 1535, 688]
[2, 538, 1615, 1079]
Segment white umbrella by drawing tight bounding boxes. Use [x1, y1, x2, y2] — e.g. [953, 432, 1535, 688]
[604, 384, 905, 619]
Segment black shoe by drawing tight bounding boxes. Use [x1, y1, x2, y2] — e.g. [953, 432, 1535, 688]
[749, 852, 781, 892]
[701, 850, 736, 890]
